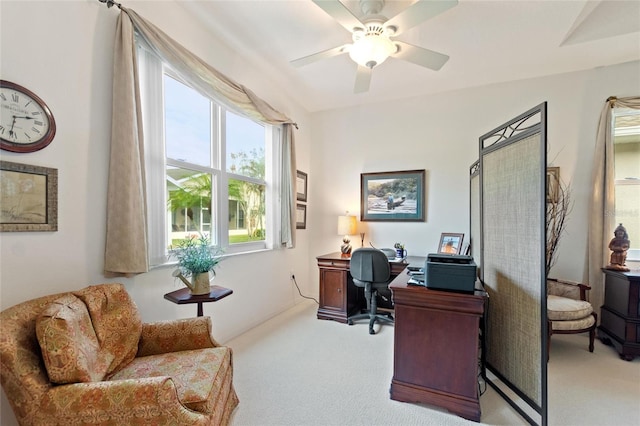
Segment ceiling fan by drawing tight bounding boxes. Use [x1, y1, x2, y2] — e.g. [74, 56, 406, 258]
[290, 0, 458, 93]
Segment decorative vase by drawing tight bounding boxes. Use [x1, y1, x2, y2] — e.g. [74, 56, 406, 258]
[190, 272, 211, 295]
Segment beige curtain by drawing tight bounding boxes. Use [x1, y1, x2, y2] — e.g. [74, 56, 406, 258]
[104, 12, 148, 276]
[586, 96, 640, 311]
[281, 124, 297, 248]
[104, 7, 297, 275]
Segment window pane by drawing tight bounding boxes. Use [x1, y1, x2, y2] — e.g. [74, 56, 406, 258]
[166, 166, 213, 248]
[164, 75, 211, 166]
[614, 113, 640, 252]
[614, 184, 639, 250]
[226, 111, 265, 179]
[228, 178, 265, 243]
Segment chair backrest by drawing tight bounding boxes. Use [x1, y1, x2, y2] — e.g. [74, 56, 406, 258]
[0, 284, 140, 424]
[350, 248, 391, 284]
[73, 283, 142, 374]
[0, 291, 67, 424]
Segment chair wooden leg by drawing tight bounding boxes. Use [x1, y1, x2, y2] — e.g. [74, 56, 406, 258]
[588, 313, 597, 353]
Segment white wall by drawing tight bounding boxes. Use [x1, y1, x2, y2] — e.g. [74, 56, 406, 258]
[308, 61, 640, 284]
[0, 0, 314, 322]
[0, 2, 312, 423]
[1, 1, 638, 424]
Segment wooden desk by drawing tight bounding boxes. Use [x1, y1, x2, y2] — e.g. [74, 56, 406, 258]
[316, 252, 424, 323]
[164, 285, 233, 317]
[389, 271, 486, 422]
[598, 269, 640, 361]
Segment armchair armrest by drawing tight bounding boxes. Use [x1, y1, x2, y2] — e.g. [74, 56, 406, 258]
[137, 316, 220, 357]
[548, 278, 591, 301]
[37, 377, 209, 425]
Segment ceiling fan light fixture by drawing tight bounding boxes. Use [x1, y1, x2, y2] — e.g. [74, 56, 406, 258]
[348, 33, 396, 69]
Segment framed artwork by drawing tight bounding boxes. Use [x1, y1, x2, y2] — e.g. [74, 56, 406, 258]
[437, 233, 464, 254]
[360, 169, 425, 222]
[547, 167, 559, 203]
[0, 161, 58, 232]
[296, 203, 307, 229]
[296, 170, 308, 202]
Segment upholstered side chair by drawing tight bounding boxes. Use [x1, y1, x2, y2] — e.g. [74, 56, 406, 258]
[547, 278, 597, 359]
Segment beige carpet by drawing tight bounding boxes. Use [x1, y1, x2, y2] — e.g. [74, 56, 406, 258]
[227, 300, 640, 426]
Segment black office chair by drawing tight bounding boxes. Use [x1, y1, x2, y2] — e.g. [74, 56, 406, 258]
[347, 248, 394, 335]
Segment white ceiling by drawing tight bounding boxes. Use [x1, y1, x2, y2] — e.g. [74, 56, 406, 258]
[178, 0, 640, 113]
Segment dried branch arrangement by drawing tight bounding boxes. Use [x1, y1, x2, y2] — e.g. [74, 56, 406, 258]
[546, 177, 573, 276]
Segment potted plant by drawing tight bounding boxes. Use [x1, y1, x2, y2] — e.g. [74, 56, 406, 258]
[172, 233, 223, 295]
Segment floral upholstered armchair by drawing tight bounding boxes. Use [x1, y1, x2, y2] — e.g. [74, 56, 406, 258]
[0, 283, 238, 425]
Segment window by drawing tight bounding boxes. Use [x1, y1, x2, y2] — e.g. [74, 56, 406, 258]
[613, 110, 640, 261]
[138, 47, 279, 266]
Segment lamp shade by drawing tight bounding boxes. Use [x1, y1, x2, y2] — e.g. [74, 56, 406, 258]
[337, 215, 357, 236]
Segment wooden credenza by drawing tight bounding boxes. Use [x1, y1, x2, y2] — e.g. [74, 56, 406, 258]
[316, 252, 422, 323]
[389, 272, 486, 422]
[598, 269, 640, 361]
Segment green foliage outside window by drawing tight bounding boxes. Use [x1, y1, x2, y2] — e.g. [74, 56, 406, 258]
[167, 148, 266, 245]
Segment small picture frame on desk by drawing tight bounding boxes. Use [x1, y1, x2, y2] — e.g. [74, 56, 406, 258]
[438, 233, 464, 254]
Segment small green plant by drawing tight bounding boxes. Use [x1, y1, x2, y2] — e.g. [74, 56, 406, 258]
[394, 242, 404, 250]
[173, 233, 223, 277]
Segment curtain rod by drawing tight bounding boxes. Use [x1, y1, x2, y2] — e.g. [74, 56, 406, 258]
[98, 0, 121, 9]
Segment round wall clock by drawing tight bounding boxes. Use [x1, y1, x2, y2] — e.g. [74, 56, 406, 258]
[0, 80, 56, 153]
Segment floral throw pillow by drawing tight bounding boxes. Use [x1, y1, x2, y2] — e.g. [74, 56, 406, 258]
[74, 283, 142, 375]
[36, 294, 113, 384]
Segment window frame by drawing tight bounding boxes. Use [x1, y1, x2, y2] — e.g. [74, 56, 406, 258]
[612, 109, 640, 261]
[137, 44, 280, 268]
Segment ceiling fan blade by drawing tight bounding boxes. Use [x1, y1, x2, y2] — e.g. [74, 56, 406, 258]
[290, 45, 349, 68]
[312, 0, 364, 32]
[385, 0, 458, 35]
[392, 41, 449, 71]
[354, 65, 372, 93]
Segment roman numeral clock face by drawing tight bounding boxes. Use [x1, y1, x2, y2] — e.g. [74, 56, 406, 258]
[0, 80, 56, 153]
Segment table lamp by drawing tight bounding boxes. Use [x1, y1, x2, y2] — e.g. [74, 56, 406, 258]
[337, 212, 357, 255]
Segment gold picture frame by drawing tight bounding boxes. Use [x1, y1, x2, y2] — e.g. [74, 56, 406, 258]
[296, 170, 308, 202]
[547, 167, 560, 203]
[296, 203, 307, 229]
[0, 161, 58, 232]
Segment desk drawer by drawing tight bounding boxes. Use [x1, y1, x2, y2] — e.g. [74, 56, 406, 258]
[317, 259, 350, 270]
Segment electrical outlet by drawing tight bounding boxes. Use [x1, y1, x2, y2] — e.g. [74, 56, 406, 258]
[290, 270, 295, 280]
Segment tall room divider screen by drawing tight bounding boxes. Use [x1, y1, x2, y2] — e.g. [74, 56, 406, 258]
[477, 103, 548, 425]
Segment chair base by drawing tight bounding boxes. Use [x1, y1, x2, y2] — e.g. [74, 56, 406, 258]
[348, 311, 394, 334]
[348, 276, 394, 335]
[547, 312, 597, 361]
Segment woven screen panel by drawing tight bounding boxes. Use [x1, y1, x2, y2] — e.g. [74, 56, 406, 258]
[482, 133, 543, 407]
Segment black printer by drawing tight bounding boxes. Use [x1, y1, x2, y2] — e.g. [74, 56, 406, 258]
[425, 253, 477, 293]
